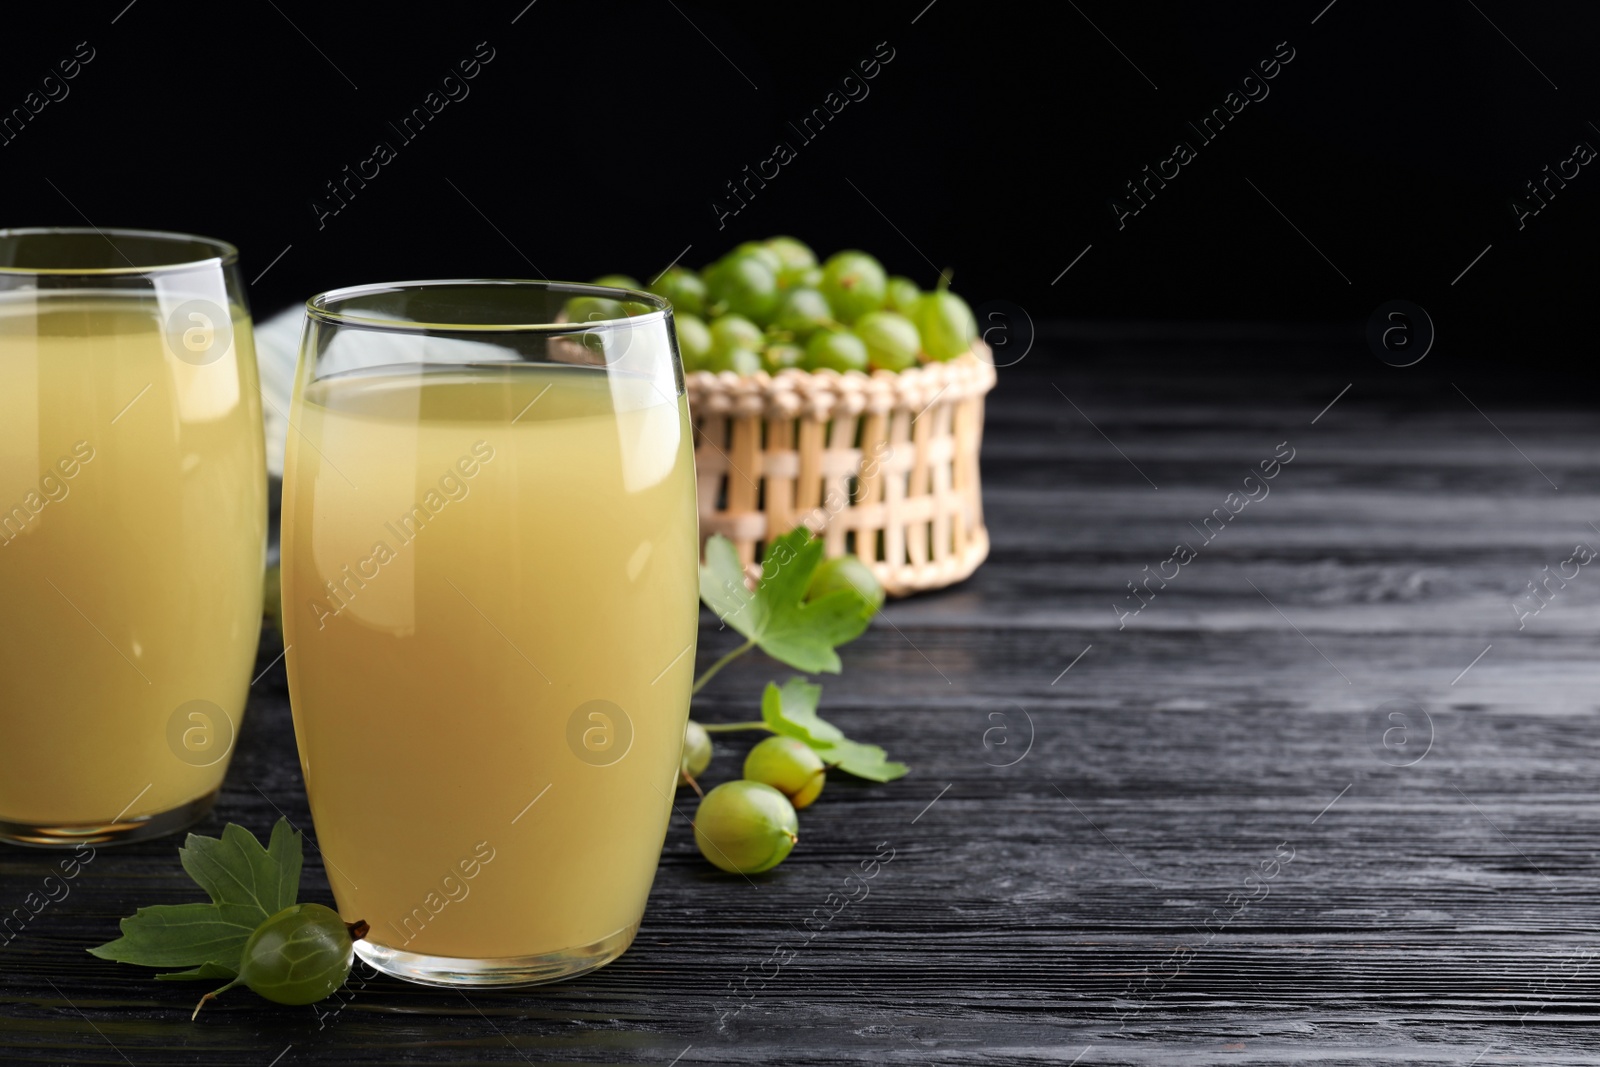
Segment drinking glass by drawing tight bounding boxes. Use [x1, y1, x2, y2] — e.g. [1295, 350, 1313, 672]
[282, 280, 699, 986]
[0, 227, 267, 845]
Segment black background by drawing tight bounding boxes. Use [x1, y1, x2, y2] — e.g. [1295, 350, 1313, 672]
[2, 0, 1595, 386]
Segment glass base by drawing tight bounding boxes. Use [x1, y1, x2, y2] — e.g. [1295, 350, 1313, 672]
[354, 920, 639, 988]
[0, 789, 218, 847]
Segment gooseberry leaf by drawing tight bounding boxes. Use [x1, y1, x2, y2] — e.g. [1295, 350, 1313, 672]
[812, 737, 908, 783]
[88, 819, 303, 980]
[699, 529, 871, 673]
[761, 678, 908, 782]
[181, 819, 302, 918]
[760, 677, 838, 743]
[87, 904, 255, 973]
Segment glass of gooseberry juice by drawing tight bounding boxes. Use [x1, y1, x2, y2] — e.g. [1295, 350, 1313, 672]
[0, 228, 266, 846]
[281, 280, 699, 986]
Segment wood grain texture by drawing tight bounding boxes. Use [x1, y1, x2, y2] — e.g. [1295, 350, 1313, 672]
[4, 341, 1599, 1065]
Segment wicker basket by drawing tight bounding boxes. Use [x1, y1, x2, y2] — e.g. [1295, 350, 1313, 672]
[686, 342, 997, 597]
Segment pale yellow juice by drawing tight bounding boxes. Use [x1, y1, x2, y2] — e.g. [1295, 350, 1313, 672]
[0, 294, 266, 825]
[282, 363, 698, 960]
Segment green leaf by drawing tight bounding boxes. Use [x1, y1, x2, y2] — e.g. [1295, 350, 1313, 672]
[87, 904, 253, 972]
[761, 678, 839, 743]
[813, 737, 908, 783]
[698, 534, 755, 629]
[760, 677, 908, 782]
[88, 819, 302, 977]
[180, 820, 302, 917]
[700, 529, 872, 674]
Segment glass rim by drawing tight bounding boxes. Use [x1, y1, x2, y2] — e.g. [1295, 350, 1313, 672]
[304, 278, 673, 334]
[0, 226, 240, 276]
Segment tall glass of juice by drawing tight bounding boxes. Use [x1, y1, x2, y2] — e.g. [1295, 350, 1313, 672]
[282, 280, 699, 986]
[0, 228, 267, 845]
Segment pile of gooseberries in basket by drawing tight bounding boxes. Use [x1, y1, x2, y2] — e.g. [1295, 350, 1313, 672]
[595, 236, 979, 374]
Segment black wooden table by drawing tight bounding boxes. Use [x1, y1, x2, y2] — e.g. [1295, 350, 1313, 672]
[5, 330, 1598, 1064]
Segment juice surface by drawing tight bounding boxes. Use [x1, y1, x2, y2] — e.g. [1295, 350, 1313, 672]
[282, 363, 698, 959]
[0, 294, 266, 824]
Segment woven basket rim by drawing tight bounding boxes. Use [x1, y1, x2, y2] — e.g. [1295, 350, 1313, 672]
[685, 343, 996, 419]
[686, 343, 996, 395]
